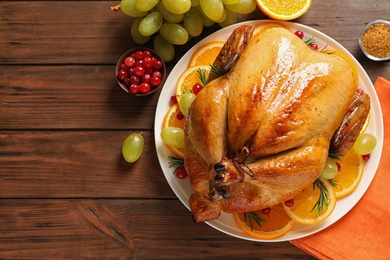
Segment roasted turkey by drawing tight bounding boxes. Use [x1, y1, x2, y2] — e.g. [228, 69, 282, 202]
[184, 23, 370, 222]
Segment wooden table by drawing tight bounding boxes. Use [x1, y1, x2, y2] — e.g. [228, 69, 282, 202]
[1, 1, 389, 258]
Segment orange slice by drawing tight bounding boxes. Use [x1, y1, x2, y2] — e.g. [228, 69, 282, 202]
[283, 179, 336, 224]
[188, 41, 225, 67]
[332, 149, 364, 198]
[256, 0, 312, 20]
[233, 203, 295, 239]
[176, 65, 210, 104]
[162, 103, 186, 159]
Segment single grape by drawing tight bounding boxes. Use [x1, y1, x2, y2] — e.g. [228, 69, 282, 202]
[199, 7, 215, 27]
[122, 132, 144, 163]
[353, 133, 377, 155]
[183, 8, 203, 37]
[320, 157, 339, 180]
[200, 0, 224, 21]
[219, 7, 237, 27]
[179, 92, 196, 116]
[156, 1, 184, 23]
[160, 23, 189, 45]
[131, 17, 150, 44]
[153, 35, 175, 62]
[162, 0, 191, 14]
[225, 0, 257, 14]
[139, 11, 163, 36]
[120, 0, 148, 17]
[161, 127, 185, 148]
[134, 0, 159, 12]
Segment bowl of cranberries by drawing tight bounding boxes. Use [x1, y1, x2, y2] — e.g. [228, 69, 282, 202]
[116, 48, 166, 96]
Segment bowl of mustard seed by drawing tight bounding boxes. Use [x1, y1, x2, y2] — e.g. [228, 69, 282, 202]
[359, 20, 390, 61]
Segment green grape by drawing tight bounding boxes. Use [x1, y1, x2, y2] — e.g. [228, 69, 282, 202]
[199, 7, 215, 27]
[139, 11, 163, 36]
[183, 8, 203, 37]
[120, 0, 148, 17]
[134, 0, 159, 12]
[160, 23, 189, 45]
[131, 17, 150, 44]
[200, 0, 224, 21]
[122, 132, 144, 163]
[219, 7, 237, 27]
[191, 0, 201, 6]
[320, 157, 339, 180]
[353, 133, 377, 155]
[222, 0, 239, 4]
[154, 35, 175, 62]
[225, 0, 257, 14]
[161, 127, 185, 148]
[162, 0, 191, 14]
[156, 1, 184, 23]
[179, 92, 196, 116]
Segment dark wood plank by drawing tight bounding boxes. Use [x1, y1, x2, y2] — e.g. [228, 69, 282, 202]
[0, 131, 175, 199]
[0, 199, 315, 259]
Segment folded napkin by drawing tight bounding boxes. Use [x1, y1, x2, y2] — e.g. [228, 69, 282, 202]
[291, 76, 390, 260]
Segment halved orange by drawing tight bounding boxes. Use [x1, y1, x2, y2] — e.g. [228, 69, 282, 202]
[233, 203, 295, 239]
[176, 65, 210, 104]
[332, 148, 364, 198]
[283, 179, 336, 224]
[162, 103, 186, 159]
[256, 0, 312, 20]
[188, 41, 225, 68]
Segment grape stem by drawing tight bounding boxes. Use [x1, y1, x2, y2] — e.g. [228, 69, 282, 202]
[111, 4, 121, 11]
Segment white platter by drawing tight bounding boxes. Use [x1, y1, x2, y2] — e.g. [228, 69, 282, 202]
[154, 20, 384, 242]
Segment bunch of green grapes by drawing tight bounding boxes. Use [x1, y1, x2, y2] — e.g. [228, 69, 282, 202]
[117, 0, 257, 62]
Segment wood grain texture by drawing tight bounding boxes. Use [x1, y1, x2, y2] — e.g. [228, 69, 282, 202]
[0, 199, 314, 259]
[1, 0, 389, 258]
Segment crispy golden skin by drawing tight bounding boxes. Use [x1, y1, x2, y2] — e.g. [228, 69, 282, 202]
[184, 23, 369, 222]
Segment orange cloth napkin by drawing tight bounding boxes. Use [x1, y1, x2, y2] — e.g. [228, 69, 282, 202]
[290, 76, 390, 260]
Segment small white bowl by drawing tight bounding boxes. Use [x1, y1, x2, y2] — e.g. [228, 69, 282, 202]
[359, 20, 390, 61]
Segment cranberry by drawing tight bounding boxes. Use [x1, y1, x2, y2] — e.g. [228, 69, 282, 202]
[124, 56, 135, 67]
[139, 82, 151, 93]
[284, 199, 294, 207]
[129, 84, 140, 94]
[310, 43, 319, 50]
[170, 95, 177, 103]
[152, 71, 162, 79]
[150, 77, 161, 87]
[143, 50, 152, 58]
[362, 154, 371, 161]
[356, 88, 364, 93]
[176, 112, 184, 120]
[261, 207, 271, 214]
[142, 74, 152, 83]
[123, 77, 130, 86]
[129, 75, 140, 85]
[120, 63, 128, 71]
[134, 51, 144, 60]
[175, 167, 188, 179]
[143, 57, 154, 68]
[134, 66, 145, 77]
[117, 70, 128, 81]
[153, 60, 163, 70]
[192, 83, 203, 95]
[145, 67, 153, 75]
[295, 30, 304, 39]
[134, 59, 143, 67]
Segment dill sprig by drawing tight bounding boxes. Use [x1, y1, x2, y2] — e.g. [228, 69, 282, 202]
[310, 178, 329, 215]
[243, 212, 266, 231]
[196, 68, 208, 86]
[328, 152, 342, 160]
[305, 37, 315, 45]
[328, 179, 338, 188]
[168, 156, 184, 170]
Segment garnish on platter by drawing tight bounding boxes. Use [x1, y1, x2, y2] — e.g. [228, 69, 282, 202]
[160, 22, 377, 239]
